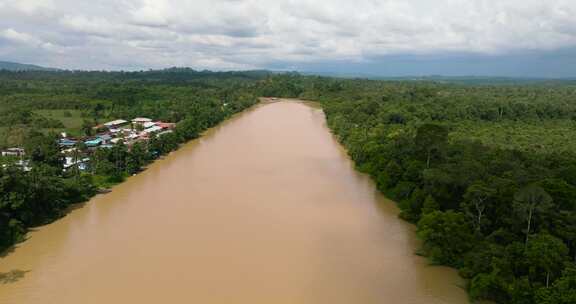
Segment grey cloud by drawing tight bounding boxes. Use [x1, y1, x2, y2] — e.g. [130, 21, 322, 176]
[0, 0, 576, 73]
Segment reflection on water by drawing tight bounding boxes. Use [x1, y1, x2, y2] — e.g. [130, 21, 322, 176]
[0, 101, 468, 304]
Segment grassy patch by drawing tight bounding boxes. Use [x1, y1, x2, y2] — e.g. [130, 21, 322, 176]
[34, 109, 85, 137]
[35, 109, 84, 129]
[0, 126, 28, 148]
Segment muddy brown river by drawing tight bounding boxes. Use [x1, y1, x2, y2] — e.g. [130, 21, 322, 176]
[0, 100, 468, 304]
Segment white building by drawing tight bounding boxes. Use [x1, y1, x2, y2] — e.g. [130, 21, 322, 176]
[1, 148, 25, 157]
[142, 121, 157, 129]
[104, 119, 128, 128]
[64, 157, 90, 171]
[142, 125, 163, 135]
[132, 117, 153, 124]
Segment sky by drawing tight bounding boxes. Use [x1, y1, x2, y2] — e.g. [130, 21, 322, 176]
[1, 0, 576, 77]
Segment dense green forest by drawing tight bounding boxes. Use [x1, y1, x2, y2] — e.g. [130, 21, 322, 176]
[0, 69, 260, 253]
[262, 75, 576, 304]
[2, 70, 576, 303]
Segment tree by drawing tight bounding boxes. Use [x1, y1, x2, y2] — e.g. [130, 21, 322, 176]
[513, 185, 553, 247]
[92, 103, 105, 118]
[414, 123, 448, 168]
[81, 119, 94, 137]
[126, 142, 147, 174]
[421, 195, 439, 215]
[525, 233, 568, 288]
[417, 210, 475, 266]
[25, 132, 63, 170]
[462, 182, 496, 233]
[469, 272, 508, 302]
[400, 186, 425, 221]
[384, 160, 403, 188]
[535, 266, 576, 304]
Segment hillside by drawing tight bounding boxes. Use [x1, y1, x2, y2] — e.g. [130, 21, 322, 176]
[0, 61, 59, 71]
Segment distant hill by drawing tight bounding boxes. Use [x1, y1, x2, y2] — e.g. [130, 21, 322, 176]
[0, 61, 59, 71]
[300, 71, 576, 85]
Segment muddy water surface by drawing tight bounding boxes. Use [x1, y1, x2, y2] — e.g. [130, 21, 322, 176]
[0, 101, 468, 304]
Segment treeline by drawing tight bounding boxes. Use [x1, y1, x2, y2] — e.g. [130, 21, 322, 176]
[0, 70, 259, 252]
[3, 70, 576, 303]
[261, 75, 576, 304]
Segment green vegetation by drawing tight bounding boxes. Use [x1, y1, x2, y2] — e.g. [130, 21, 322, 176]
[35, 109, 84, 128]
[2, 70, 576, 304]
[262, 75, 576, 304]
[451, 120, 576, 154]
[0, 69, 260, 252]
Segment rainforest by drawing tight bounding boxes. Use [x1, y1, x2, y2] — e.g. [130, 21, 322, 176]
[1, 70, 576, 303]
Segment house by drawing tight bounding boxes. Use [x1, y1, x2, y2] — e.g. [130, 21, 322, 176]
[85, 138, 103, 147]
[157, 122, 176, 130]
[142, 121, 156, 129]
[103, 119, 128, 129]
[59, 138, 77, 148]
[132, 117, 152, 125]
[142, 125, 163, 135]
[157, 130, 174, 137]
[2, 160, 31, 172]
[109, 128, 122, 134]
[98, 134, 112, 144]
[64, 157, 90, 171]
[1, 148, 25, 157]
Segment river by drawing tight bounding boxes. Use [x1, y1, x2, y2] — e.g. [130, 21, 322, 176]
[0, 100, 468, 304]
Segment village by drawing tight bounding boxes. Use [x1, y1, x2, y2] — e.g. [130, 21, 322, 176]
[1, 117, 175, 172]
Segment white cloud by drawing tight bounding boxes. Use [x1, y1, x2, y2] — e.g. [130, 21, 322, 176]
[0, 0, 576, 70]
[0, 28, 37, 44]
[0, 0, 54, 15]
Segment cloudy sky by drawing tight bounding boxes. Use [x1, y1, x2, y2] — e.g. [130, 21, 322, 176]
[1, 0, 576, 76]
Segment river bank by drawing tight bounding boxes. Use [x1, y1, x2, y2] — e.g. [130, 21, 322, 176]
[0, 100, 468, 303]
[0, 99, 259, 256]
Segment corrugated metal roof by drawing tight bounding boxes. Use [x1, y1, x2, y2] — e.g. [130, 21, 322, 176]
[143, 126, 163, 134]
[143, 121, 156, 128]
[104, 119, 128, 127]
[132, 117, 152, 123]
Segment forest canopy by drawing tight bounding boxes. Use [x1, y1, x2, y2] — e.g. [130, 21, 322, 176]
[2, 70, 576, 304]
[262, 74, 576, 304]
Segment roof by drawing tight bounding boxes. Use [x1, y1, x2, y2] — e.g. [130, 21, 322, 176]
[157, 130, 174, 137]
[4, 147, 24, 152]
[143, 125, 163, 134]
[85, 138, 103, 146]
[132, 117, 152, 123]
[143, 121, 156, 128]
[104, 119, 128, 127]
[64, 157, 90, 168]
[157, 122, 176, 129]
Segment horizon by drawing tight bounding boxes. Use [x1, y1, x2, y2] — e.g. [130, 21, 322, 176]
[1, 1, 576, 77]
[3, 60, 576, 81]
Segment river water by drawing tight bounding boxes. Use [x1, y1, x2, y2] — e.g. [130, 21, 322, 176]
[0, 100, 468, 304]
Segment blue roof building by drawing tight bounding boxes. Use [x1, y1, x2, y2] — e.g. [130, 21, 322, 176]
[85, 138, 103, 147]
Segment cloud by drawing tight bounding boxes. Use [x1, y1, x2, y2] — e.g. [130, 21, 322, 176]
[0, 0, 575, 73]
[0, 28, 37, 44]
[0, 0, 54, 15]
